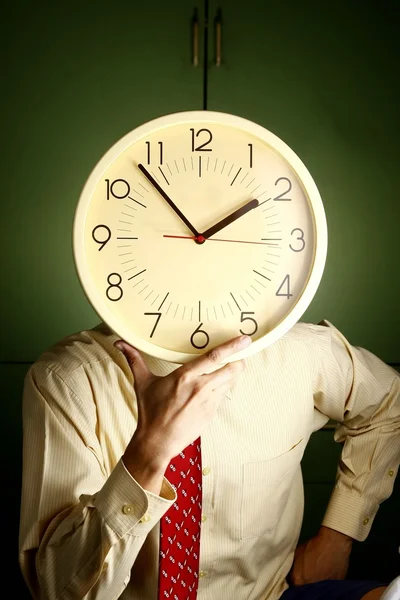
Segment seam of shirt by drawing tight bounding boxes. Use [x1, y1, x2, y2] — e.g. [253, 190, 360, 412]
[37, 365, 105, 469]
[40, 365, 87, 408]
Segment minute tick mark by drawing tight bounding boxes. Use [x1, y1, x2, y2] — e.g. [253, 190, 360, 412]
[251, 284, 262, 295]
[151, 294, 160, 306]
[132, 278, 144, 288]
[138, 182, 149, 193]
[246, 290, 255, 301]
[246, 177, 255, 188]
[131, 188, 145, 198]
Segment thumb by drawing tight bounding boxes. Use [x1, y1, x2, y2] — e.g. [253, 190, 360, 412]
[114, 340, 151, 384]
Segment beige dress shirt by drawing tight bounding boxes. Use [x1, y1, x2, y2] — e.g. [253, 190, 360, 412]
[19, 319, 400, 600]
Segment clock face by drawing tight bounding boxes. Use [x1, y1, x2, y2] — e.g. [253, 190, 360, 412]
[73, 111, 327, 363]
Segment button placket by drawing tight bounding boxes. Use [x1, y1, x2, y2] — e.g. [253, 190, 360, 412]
[197, 429, 215, 582]
[199, 570, 207, 578]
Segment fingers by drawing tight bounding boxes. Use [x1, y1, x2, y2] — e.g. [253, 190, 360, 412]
[114, 340, 151, 383]
[202, 359, 245, 391]
[189, 335, 252, 376]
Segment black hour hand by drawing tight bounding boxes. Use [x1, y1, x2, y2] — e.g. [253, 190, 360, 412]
[201, 198, 259, 239]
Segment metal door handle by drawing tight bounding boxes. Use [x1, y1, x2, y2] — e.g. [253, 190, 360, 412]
[192, 7, 199, 67]
[215, 8, 222, 67]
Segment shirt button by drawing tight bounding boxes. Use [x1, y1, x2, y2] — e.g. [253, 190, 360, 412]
[199, 570, 207, 578]
[388, 469, 394, 477]
[140, 513, 151, 523]
[122, 504, 134, 515]
[202, 466, 211, 476]
[363, 517, 369, 525]
[201, 514, 207, 523]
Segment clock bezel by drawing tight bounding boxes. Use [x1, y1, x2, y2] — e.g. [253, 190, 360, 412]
[73, 110, 328, 364]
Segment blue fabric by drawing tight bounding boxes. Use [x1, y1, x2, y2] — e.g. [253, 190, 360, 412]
[281, 579, 386, 600]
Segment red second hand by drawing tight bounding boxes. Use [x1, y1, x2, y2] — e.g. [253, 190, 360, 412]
[163, 234, 278, 246]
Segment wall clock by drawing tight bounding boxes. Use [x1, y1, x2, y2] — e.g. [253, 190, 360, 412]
[73, 111, 327, 364]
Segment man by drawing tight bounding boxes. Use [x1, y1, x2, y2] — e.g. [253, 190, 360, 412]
[19, 319, 400, 600]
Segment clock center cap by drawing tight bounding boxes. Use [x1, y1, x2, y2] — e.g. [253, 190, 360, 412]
[196, 235, 206, 244]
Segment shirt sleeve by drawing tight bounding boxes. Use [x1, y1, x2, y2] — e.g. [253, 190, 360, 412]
[312, 320, 400, 542]
[18, 363, 176, 600]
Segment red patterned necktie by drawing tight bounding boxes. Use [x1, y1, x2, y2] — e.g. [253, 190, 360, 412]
[158, 437, 202, 599]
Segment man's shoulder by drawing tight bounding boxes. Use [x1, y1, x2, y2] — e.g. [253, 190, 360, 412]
[278, 319, 336, 348]
[247, 319, 341, 367]
[29, 321, 120, 381]
[28, 319, 340, 381]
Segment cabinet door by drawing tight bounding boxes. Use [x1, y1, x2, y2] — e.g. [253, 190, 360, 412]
[2, 0, 202, 361]
[207, 0, 399, 362]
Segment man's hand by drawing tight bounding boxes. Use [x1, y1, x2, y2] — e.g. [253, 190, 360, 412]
[289, 526, 353, 586]
[114, 334, 251, 494]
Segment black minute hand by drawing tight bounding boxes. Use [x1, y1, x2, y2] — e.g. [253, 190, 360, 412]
[201, 198, 259, 239]
[138, 163, 199, 237]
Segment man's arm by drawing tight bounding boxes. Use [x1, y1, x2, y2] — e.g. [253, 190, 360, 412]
[19, 364, 176, 600]
[313, 320, 400, 541]
[19, 334, 249, 600]
[290, 320, 399, 586]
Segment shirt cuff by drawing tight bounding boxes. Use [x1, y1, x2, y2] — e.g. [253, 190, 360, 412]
[321, 487, 379, 542]
[93, 458, 177, 538]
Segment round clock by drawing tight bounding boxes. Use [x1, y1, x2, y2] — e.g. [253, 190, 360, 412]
[73, 111, 327, 364]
